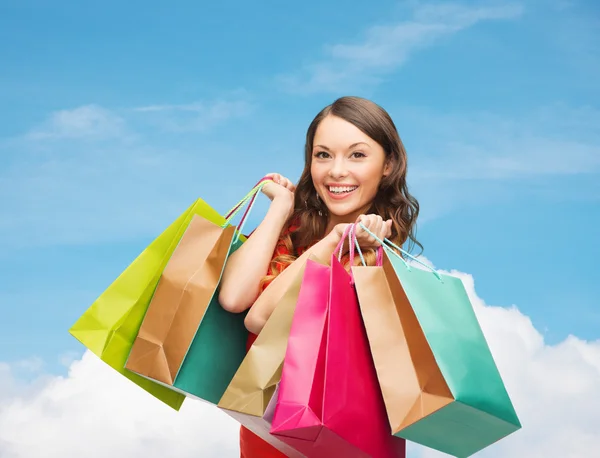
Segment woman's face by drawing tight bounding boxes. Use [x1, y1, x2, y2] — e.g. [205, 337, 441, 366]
[310, 114, 390, 224]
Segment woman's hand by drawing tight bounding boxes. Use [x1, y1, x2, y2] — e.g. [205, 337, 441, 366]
[354, 214, 392, 249]
[260, 173, 296, 219]
[324, 214, 392, 255]
[261, 173, 296, 201]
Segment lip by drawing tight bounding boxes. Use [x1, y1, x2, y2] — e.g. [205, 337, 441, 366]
[324, 184, 359, 200]
[325, 183, 358, 187]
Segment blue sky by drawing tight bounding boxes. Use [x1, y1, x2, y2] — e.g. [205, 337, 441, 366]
[1, 0, 599, 382]
[1, 2, 599, 457]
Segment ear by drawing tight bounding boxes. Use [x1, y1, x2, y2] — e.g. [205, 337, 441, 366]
[383, 157, 394, 177]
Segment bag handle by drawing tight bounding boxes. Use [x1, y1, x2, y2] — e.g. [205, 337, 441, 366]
[332, 224, 384, 285]
[334, 224, 354, 260]
[224, 176, 272, 221]
[222, 176, 274, 244]
[357, 222, 442, 281]
[333, 223, 385, 267]
[350, 225, 384, 267]
[331, 225, 358, 284]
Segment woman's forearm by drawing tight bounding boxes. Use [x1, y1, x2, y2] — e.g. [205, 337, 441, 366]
[218, 195, 293, 313]
[243, 230, 342, 334]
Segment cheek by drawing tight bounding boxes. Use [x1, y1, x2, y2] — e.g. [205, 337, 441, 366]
[355, 165, 383, 189]
[310, 164, 324, 182]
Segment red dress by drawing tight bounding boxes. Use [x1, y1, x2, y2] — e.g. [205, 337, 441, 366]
[239, 223, 305, 458]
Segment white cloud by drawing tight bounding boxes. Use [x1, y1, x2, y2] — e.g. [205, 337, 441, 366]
[0, 352, 240, 458]
[413, 269, 600, 458]
[551, 0, 576, 11]
[26, 105, 126, 140]
[278, 2, 524, 93]
[0, 140, 266, 248]
[12, 357, 44, 373]
[22, 93, 255, 143]
[0, 359, 54, 406]
[398, 104, 600, 180]
[0, 267, 598, 457]
[0, 92, 264, 248]
[391, 102, 600, 224]
[0, 363, 19, 403]
[133, 103, 205, 113]
[415, 136, 600, 180]
[132, 94, 255, 132]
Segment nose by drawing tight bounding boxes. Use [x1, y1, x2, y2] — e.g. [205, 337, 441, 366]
[328, 156, 348, 179]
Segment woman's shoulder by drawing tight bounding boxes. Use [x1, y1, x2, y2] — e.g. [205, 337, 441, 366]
[274, 217, 300, 255]
[284, 216, 301, 235]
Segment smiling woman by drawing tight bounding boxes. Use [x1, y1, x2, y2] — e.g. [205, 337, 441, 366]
[293, 96, 421, 255]
[217, 95, 421, 457]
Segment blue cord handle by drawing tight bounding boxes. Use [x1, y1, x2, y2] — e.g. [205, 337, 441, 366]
[357, 222, 442, 281]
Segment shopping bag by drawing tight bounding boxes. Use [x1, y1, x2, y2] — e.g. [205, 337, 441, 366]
[124, 178, 268, 404]
[217, 256, 321, 458]
[69, 178, 268, 409]
[271, 227, 406, 458]
[352, 223, 521, 458]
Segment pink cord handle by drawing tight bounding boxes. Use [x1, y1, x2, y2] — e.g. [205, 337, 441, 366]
[225, 176, 273, 231]
[349, 224, 356, 266]
[225, 176, 272, 219]
[333, 223, 386, 274]
[334, 224, 354, 260]
[376, 245, 383, 266]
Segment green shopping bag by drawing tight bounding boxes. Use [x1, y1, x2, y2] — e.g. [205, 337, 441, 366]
[124, 182, 268, 403]
[356, 224, 521, 458]
[69, 179, 269, 410]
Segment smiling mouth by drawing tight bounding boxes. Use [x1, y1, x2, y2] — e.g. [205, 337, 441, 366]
[326, 185, 358, 195]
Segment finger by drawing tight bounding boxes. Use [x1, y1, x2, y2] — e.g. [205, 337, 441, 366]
[277, 175, 293, 191]
[264, 172, 278, 183]
[372, 216, 384, 245]
[361, 214, 378, 231]
[261, 174, 280, 196]
[361, 215, 379, 244]
[336, 223, 350, 237]
[355, 214, 366, 233]
[282, 177, 295, 191]
[374, 215, 384, 236]
[361, 215, 376, 234]
[384, 219, 393, 238]
[286, 179, 296, 191]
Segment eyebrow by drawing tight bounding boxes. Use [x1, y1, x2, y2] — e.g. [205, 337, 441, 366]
[313, 142, 370, 151]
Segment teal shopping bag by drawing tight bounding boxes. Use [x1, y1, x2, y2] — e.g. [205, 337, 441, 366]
[355, 224, 521, 458]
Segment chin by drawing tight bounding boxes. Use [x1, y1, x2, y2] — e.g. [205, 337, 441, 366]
[326, 204, 365, 220]
[321, 190, 374, 220]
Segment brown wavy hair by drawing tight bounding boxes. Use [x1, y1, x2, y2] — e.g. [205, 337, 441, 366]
[261, 96, 422, 288]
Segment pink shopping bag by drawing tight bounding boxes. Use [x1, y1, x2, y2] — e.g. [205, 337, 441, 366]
[270, 227, 406, 458]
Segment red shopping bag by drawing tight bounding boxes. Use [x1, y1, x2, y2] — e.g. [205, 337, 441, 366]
[270, 228, 406, 458]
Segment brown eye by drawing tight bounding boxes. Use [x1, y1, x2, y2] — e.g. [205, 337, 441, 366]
[351, 151, 366, 158]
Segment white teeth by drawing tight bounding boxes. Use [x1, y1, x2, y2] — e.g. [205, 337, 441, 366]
[328, 186, 358, 194]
